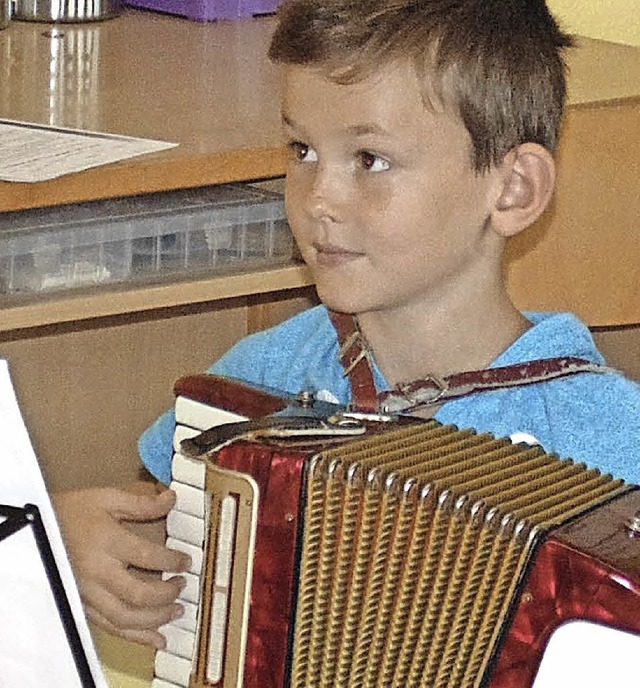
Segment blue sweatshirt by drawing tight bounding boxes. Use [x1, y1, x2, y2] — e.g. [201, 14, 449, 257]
[139, 307, 640, 485]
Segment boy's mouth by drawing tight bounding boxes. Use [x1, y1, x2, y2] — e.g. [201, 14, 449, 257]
[312, 241, 365, 267]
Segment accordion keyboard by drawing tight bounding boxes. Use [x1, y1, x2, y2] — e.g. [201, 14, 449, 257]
[152, 396, 248, 688]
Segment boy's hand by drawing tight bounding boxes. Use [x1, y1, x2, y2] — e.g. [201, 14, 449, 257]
[53, 486, 191, 649]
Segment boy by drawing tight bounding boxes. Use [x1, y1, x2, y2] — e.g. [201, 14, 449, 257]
[55, 0, 640, 651]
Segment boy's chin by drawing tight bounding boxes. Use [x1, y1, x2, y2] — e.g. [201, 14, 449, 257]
[313, 272, 386, 316]
[316, 288, 366, 316]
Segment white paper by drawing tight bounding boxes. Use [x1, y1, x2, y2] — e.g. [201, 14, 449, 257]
[533, 620, 640, 686]
[0, 118, 178, 183]
[0, 522, 83, 687]
[0, 359, 109, 687]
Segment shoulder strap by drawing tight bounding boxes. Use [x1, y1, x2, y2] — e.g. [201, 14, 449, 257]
[328, 309, 611, 414]
[330, 310, 380, 412]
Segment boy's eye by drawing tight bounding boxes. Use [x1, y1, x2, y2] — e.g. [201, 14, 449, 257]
[288, 141, 318, 163]
[358, 151, 390, 172]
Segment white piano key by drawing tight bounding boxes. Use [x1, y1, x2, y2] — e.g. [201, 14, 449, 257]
[166, 537, 203, 575]
[160, 623, 196, 660]
[173, 599, 198, 633]
[162, 570, 200, 606]
[173, 424, 202, 453]
[167, 509, 205, 547]
[171, 452, 206, 489]
[175, 396, 247, 431]
[533, 621, 640, 687]
[170, 480, 206, 518]
[154, 650, 192, 687]
[180, 571, 200, 604]
[152, 679, 182, 688]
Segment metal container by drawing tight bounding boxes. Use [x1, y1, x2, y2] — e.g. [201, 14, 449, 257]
[0, 0, 10, 29]
[12, 0, 122, 22]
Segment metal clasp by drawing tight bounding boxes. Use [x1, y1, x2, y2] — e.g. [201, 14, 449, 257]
[381, 375, 449, 413]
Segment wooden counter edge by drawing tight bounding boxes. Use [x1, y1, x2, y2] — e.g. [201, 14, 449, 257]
[0, 145, 288, 214]
[0, 263, 314, 333]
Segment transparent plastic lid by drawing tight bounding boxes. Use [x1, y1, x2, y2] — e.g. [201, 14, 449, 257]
[0, 184, 296, 294]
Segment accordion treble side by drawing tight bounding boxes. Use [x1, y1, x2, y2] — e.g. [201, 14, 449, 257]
[153, 374, 640, 688]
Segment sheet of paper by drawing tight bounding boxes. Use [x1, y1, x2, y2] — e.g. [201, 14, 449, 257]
[0, 518, 87, 687]
[0, 359, 109, 687]
[0, 118, 178, 183]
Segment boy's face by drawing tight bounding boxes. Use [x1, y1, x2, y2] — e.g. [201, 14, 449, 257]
[281, 61, 503, 318]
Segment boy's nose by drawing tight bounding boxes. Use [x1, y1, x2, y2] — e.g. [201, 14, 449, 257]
[307, 166, 343, 221]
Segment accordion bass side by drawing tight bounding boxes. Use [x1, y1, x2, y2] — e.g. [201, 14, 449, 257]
[153, 374, 640, 688]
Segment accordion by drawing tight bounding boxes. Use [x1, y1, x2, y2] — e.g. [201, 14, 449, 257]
[152, 374, 640, 688]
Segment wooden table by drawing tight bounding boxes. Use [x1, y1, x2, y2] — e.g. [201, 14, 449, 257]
[0, 10, 287, 211]
[0, 10, 638, 329]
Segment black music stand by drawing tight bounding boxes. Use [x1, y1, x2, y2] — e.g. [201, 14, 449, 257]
[0, 503, 96, 687]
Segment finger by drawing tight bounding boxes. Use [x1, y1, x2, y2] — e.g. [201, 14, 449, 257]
[82, 575, 185, 633]
[86, 606, 171, 651]
[110, 528, 191, 573]
[100, 488, 177, 522]
[91, 560, 187, 609]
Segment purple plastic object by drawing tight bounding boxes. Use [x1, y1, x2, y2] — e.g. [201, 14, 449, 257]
[126, 0, 281, 21]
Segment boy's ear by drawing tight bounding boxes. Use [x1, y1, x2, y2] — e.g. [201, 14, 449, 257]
[490, 143, 556, 238]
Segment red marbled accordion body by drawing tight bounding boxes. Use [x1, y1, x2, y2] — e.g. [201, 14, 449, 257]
[216, 440, 640, 688]
[168, 375, 640, 688]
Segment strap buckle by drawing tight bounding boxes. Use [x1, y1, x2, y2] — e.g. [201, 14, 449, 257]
[339, 331, 370, 377]
[380, 375, 449, 413]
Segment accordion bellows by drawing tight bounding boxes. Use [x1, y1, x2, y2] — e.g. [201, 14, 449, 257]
[287, 422, 625, 688]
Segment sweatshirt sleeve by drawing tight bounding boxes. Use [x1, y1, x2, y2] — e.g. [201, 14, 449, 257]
[138, 330, 274, 483]
[138, 407, 176, 485]
[138, 306, 334, 483]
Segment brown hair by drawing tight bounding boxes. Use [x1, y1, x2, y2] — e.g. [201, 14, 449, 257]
[269, 0, 573, 171]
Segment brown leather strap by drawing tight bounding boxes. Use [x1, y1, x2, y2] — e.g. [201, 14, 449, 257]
[378, 357, 611, 413]
[329, 309, 611, 413]
[329, 310, 379, 412]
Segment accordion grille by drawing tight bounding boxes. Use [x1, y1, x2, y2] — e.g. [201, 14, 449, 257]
[290, 421, 627, 688]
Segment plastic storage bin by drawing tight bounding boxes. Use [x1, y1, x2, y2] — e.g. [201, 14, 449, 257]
[0, 184, 295, 295]
[125, 0, 281, 21]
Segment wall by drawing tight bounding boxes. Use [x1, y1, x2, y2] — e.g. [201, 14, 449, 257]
[541, 0, 640, 381]
[548, 0, 640, 47]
